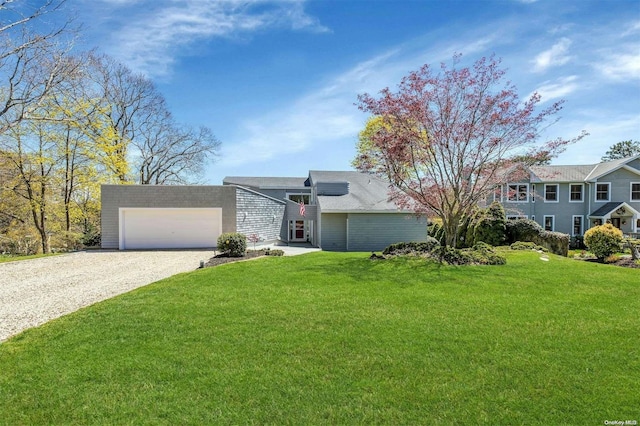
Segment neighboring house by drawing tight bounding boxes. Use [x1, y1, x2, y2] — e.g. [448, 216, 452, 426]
[101, 170, 427, 251]
[495, 155, 640, 236]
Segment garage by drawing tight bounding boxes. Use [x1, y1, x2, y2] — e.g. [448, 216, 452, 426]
[119, 208, 222, 249]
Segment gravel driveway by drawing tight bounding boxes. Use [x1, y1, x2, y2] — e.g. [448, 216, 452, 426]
[0, 250, 215, 343]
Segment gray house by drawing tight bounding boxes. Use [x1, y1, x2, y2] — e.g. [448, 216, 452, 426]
[495, 155, 640, 236]
[101, 170, 427, 251]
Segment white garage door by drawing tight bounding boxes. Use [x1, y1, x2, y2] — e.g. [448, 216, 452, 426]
[119, 208, 222, 249]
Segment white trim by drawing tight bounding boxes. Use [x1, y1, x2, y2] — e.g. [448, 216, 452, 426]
[595, 182, 611, 202]
[544, 183, 559, 203]
[506, 183, 529, 203]
[492, 185, 503, 203]
[543, 215, 555, 232]
[572, 215, 583, 236]
[569, 183, 584, 203]
[622, 164, 640, 176]
[631, 182, 640, 201]
[286, 192, 312, 204]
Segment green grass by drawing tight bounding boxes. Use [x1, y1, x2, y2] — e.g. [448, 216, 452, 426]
[0, 251, 638, 424]
[0, 253, 60, 263]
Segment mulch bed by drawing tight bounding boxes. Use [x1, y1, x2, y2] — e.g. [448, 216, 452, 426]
[203, 250, 268, 268]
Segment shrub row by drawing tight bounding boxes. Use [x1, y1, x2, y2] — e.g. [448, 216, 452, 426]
[505, 219, 569, 256]
[382, 239, 506, 266]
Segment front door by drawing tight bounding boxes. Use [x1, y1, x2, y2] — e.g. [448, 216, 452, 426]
[611, 217, 621, 229]
[290, 220, 307, 242]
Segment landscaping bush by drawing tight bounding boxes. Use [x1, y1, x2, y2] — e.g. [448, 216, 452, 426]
[471, 202, 506, 247]
[265, 249, 284, 256]
[427, 223, 446, 246]
[510, 241, 546, 252]
[505, 218, 569, 256]
[435, 244, 506, 266]
[584, 223, 623, 261]
[217, 232, 247, 257]
[505, 219, 542, 244]
[382, 238, 440, 255]
[569, 236, 585, 250]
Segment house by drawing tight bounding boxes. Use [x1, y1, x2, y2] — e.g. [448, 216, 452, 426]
[495, 155, 640, 236]
[101, 170, 427, 251]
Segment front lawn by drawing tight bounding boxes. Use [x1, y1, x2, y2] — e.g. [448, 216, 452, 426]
[0, 251, 637, 424]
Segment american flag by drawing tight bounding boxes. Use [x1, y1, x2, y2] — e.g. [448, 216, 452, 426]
[299, 201, 306, 217]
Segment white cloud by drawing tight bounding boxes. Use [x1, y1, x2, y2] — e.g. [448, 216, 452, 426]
[532, 37, 573, 72]
[529, 76, 580, 103]
[102, 0, 329, 77]
[597, 52, 640, 81]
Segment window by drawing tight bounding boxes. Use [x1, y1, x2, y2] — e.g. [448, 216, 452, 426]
[544, 215, 554, 231]
[531, 184, 535, 203]
[507, 215, 527, 220]
[544, 184, 559, 202]
[493, 185, 502, 202]
[596, 183, 610, 201]
[570, 184, 583, 202]
[287, 193, 310, 204]
[572, 216, 583, 236]
[507, 184, 528, 202]
[631, 183, 640, 201]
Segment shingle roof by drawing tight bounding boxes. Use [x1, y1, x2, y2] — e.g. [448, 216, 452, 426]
[529, 155, 640, 183]
[529, 164, 595, 182]
[590, 202, 625, 217]
[309, 170, 405, 212]
[223, 176, 308, 189]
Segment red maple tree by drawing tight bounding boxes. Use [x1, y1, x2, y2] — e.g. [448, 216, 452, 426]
[355, 54, 586, 247]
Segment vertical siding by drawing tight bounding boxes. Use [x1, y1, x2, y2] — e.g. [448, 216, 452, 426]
[320, 213, 347, 251]
[101, 185, 237, 249]
[235, 188, 286, 242]
[347, 213, 428, 251]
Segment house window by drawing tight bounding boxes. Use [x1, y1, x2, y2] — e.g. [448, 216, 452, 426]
[507, 215, 527, 220]
[570, 184, 583, 202]
[544, 215, 554, 231]
[493, 185, 502, 202]
[531, 184, 535, 203]
[596, 183, 610, 201]
[544, 184, 559, 202]
[593, 219, 603, 227]
[287, 193, 310, 204]
[631, 183, 640, 201]
[507, 184, 528, 202]
[572, 216, 583, 236]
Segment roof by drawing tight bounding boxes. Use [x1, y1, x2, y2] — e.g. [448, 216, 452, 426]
[309, 170, 405, 212]
[589, 202, 626, 217]
[529, 155, 640, 183]
[223, 176, 308, 189]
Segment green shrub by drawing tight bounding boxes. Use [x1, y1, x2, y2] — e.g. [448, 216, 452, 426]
[584, 223, 623, 261]
[382, 238, 440, 255]
[510, 241, 546, 251]
[427, 223, 446, 246]
[436, 244, 506, 266]
[472, 202, 506, 247]
[505, 219, 569, 256]
[217, 233, 247, 257]
[265, 249, 284, 256]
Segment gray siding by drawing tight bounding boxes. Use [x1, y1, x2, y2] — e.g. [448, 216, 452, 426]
[347, 213, 428, 251]
[320, 213, 347, 251]
[235, 187, 286, 242]
[101, 185, 237, 249]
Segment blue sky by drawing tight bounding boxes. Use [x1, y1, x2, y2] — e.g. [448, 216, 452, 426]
[73, 0, 640, 184]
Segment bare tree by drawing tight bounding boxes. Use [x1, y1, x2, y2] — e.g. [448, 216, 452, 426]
[136, 117, 221, 185]
[79, 54, 164, 182]
[0, 0, 77, 134]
